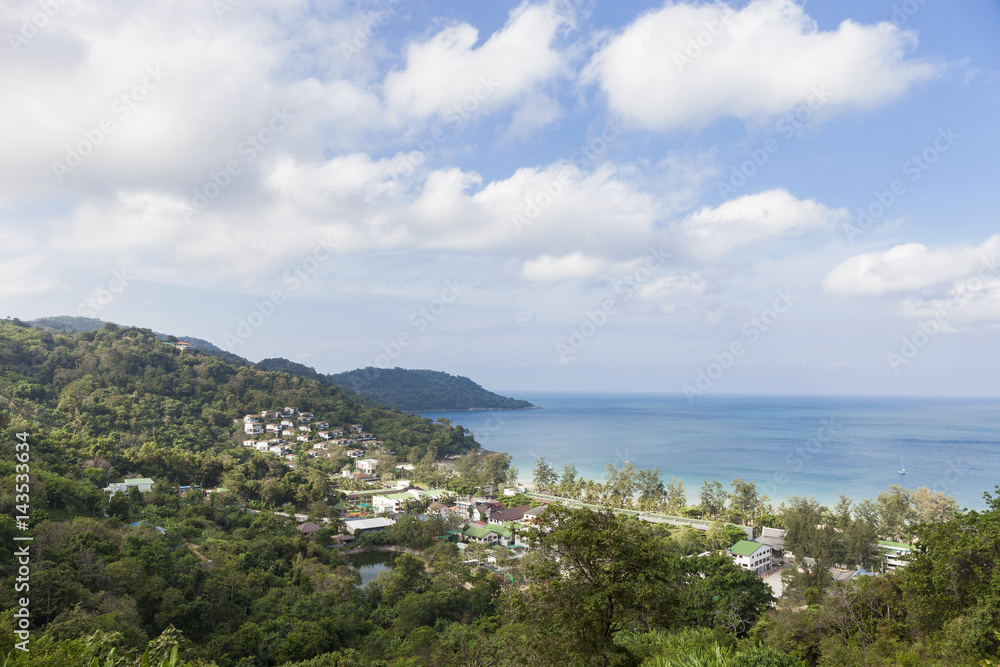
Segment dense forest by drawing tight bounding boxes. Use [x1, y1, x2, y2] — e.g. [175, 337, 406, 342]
[1, 319, 999, 666]
[324, 368, 536, 413]
[26, 316, 534, 413]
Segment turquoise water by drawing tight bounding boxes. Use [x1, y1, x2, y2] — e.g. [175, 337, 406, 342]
[420, 394, 1000, 510]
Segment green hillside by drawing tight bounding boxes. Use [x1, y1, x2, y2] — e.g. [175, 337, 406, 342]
[0, 320, 478, 468]
[327, 367, 536, 412]
[27, 317, 535, 412]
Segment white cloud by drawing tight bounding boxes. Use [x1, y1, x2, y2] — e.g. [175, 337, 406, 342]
[900, 279, 1000, 328]
[634, 272, 709, 313]
[585, 0, 939, 131]
[679, 188, 849, 258]
[383, 2, 573, 124]
[824, 235, 1000, 296]
[522, 253, 608, 282]
[0, 255, 59, 299]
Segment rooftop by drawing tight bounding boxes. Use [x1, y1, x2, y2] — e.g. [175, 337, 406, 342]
[728, 540, 767, 556]
[464, 525, 498, 539]
[345, 518, 394, 530]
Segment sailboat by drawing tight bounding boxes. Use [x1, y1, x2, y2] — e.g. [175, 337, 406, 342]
[897, 457, 906, 475]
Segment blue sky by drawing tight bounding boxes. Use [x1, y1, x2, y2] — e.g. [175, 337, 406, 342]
[1, 0, 999, 397]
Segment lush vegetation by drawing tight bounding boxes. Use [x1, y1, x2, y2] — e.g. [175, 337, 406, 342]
[28, 316, 535, 413]
[1, 319, 999, 666]
[326, 367, 536, 412]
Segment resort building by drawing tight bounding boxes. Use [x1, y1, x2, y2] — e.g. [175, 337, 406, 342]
[879, 540, 913, 570]
[345, 517, 394, 536]
[755, 527, 787, 558]
[727, 540, 773, 575]
[105, 477, 154, 497]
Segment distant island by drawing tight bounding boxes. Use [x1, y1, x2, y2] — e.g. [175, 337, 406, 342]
[26, 316, 536, 413]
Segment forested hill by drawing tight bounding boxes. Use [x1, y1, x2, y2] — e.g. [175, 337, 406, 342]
[325, 367, 536, 412]
[0, 319, 479, 467]
[27, 317, 535, 412]
[28, 315, 250, 367]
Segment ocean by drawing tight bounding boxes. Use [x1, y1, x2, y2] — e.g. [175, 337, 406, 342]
[419, 393, 1000, 510]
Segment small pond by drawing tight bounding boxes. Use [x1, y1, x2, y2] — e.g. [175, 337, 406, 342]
[348, 551, 397, 586]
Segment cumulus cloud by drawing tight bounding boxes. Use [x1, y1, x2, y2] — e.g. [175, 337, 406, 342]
[824, 235, 1000, 296]
[383, 2, 573, 124]
[679, 188, 849, 259]
[585, 0, 939, 131]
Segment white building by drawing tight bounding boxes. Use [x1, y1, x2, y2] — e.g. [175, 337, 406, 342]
[355, 458, 379, 475]
[244, 422, 263, 435]
[105, 477, 154, 497]
[345, 517, 395, 536]
[727, 540, 773, 575]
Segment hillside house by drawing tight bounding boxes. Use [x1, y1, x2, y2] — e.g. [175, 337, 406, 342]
[756, 527, 787, 558]
[356, 458, 379, 475]
[879, 540, 912, 570]
[521, 505, 548, 523]
[266, 424, 281, 434]
[463, 525, 501, 545]
[105, 477, 154, 497]
[244, 422, 263, 435]
[346, 449, 364, 459]
[299, 412, 313, 423]
[727, 540, 772, 575]
[487, 505, 533, 525]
